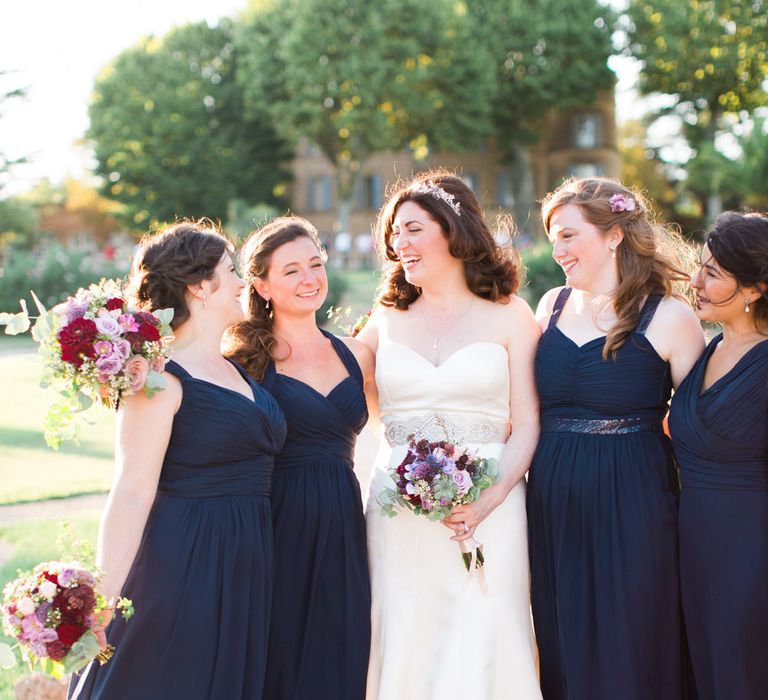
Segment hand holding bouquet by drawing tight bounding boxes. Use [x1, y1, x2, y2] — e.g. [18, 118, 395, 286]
[378, 436, 498, 571]
[0, 279, 173, 447]
[0, 561, 134, 678]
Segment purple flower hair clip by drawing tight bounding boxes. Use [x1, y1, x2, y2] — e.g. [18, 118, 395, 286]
[609, 193, 637, 213]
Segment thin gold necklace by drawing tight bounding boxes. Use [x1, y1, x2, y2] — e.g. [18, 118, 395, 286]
[418, 298, 475, 350]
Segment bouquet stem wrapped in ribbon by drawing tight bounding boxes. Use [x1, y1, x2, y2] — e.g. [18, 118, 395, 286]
[378, 435, 498, 573]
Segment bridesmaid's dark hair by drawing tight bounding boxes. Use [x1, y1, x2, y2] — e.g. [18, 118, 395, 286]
[375, 169, 520, 309]
[223, 216, 326, 382]
[705, 211, 768, 332]
[541, 177, 694, 360]
[129, 220, 230, 329]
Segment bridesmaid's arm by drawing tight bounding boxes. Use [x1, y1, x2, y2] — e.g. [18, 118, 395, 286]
[645, 297, 705, 389]
[446, 297, 541, 541]
[97, 375, 181, 604]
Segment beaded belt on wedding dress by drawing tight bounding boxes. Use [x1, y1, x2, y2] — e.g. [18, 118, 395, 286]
[383, 411, 509, 446]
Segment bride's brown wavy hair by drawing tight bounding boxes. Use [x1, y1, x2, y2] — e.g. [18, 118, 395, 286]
[541, 177, 695, 359]
[223, 216, 326, 382]
[375, 169, 520, 309]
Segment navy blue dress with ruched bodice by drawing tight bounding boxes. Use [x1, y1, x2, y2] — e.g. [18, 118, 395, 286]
[261, 330, 371, 700]
[669, 335, 768, 700]
[68, 358, 286, 700]
[528, 288, 683, 700]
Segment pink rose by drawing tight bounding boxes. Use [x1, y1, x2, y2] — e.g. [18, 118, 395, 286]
[125, 355, 149, 393]
[149, 356, 166, 373]
[452, 469, 473, 495]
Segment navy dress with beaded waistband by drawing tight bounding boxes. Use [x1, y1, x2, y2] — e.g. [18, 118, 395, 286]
[68, 358, 286, 700]
[261, 330, 370, 700]
[668, 335, 768, 700]
[528, 288, 683, 700]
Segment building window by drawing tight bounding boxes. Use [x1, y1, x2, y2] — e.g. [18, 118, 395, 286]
[354, 174, 383, 210]
[573, 114, 602, 149]
[462, 173, 480, 192]
[569, 162, 605, 178]
[497, 171, 515, 209]
[307, 175, 332, 211]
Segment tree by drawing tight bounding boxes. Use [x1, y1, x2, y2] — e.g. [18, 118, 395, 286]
[0, 70, 28, 194]
[88, 20, 290, 229]
[236, 0, 496, 233]
[466, 0, 616, 229]
[626, 0, 768, 221]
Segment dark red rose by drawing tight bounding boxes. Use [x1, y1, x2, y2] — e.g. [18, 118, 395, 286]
[104, 298, 124, 312]
[57, 623, 85, 646]
[46, 640, 68, 661]
[63, 586, 96, 614]
[42, 571, 59, 585]
[138, 323, 160, 341]
[124, 332, 144, 353]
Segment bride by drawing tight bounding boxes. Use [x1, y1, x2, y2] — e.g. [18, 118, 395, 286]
[358, 171, 542, 699]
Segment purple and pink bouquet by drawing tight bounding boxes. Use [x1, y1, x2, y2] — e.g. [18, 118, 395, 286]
[378, 436, 499, 570]
[0, 561, 134, 677]
[0, 279, 173, 447]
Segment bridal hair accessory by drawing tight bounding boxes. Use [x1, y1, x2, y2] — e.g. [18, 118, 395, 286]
[609, 193, 637, 213]
[412, 182, 461, 217]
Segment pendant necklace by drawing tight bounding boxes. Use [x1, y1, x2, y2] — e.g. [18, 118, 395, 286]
[418, 298, 475, 350]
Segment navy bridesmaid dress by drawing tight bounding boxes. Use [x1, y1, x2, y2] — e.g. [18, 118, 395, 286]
[69, 359, 286, 700]
[528, 287, 683, 700]
[261, 330, 371, 700]
[668, 334, 768, 700]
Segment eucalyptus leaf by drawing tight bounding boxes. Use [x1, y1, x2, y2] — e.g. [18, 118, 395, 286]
[0, 641, 16, 669]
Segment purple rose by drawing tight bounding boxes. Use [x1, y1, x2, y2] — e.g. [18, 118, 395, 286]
[66, 299, 89, 323]
[95, 354, 123, 377]
[57, 569, 76, 588]
[112, 338, 131, 360]
[35, 601, 52, 623]
[118, 313, 139, 332]
[452, 469, 473, 494]
[95, 312, 122, 337]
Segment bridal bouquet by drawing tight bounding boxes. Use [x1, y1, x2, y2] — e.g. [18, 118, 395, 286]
[0, 561, 134, 678]
[378, 436, 498, 570]
[0, 279, 173, 447]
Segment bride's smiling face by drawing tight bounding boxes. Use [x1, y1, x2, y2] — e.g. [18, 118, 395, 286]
[391, 201, 459, 286]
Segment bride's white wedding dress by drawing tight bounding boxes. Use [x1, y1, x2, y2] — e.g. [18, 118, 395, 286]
[365, 339, 542, 699]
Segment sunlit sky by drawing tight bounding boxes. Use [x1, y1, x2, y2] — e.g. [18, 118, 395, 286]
[0, 0, 641, 195]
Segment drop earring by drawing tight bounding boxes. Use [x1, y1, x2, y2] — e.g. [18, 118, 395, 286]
[610, 245, 617, 259]
[745, 298, 751, 313]
[265, 298, 271, 311]
[202, 294, 207, 309]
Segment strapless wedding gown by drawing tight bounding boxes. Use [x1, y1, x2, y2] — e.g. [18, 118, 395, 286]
[365, 340, 541, 700]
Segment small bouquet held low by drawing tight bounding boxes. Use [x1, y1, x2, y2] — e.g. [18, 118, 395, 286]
[0, 279, 173, 447]
[0, 561, 134, 678]
[378, 436, 499, 571]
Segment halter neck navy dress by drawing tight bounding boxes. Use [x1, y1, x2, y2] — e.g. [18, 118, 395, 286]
[528, 288, 683, 700]
[261, 330, 370, 700]
[68, 359, 286, 700]
[668, 335, 768, 700]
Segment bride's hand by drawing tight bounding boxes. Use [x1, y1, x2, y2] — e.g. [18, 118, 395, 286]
[444, 484, 505, 542]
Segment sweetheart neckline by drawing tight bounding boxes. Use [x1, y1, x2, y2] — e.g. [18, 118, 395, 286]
[379, 340, 508, 369]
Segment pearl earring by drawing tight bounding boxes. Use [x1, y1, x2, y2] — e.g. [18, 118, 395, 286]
[610, 245, 617, 259]
[745, 298, 751, 313]
[265, 298, 271, 311]
[202, 294, 207, 309]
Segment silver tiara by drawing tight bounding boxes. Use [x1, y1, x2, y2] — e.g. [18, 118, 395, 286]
[411, 182, 461, 217]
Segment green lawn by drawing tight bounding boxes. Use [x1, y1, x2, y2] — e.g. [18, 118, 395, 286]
[0, 352, 115, 504]
[0, 513, 101, 698]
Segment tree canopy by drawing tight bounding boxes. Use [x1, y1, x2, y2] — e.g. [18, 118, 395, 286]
[88, 20, 289, 229]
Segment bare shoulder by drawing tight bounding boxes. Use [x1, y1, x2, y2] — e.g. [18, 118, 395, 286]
[486, 295, 540, 345]
[120, 370, 182, 418]
[534, 286, 567, 322]
[650, 296, 701, 331]
[340, 336, 375, 377]
[646, 295, 705, 358]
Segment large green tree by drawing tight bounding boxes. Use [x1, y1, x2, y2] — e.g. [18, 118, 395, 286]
[236, 0, 496, 233]
[466, 0, 616, 228]
[626, 0, 768, 221]
[88, 20, 289, 229]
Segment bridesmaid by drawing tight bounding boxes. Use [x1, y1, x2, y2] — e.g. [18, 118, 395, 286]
[527, 177, 705, 700]
[70, 222, 286, 699]
[225, 217, 374, 700]
[668, 211, 768, 700]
